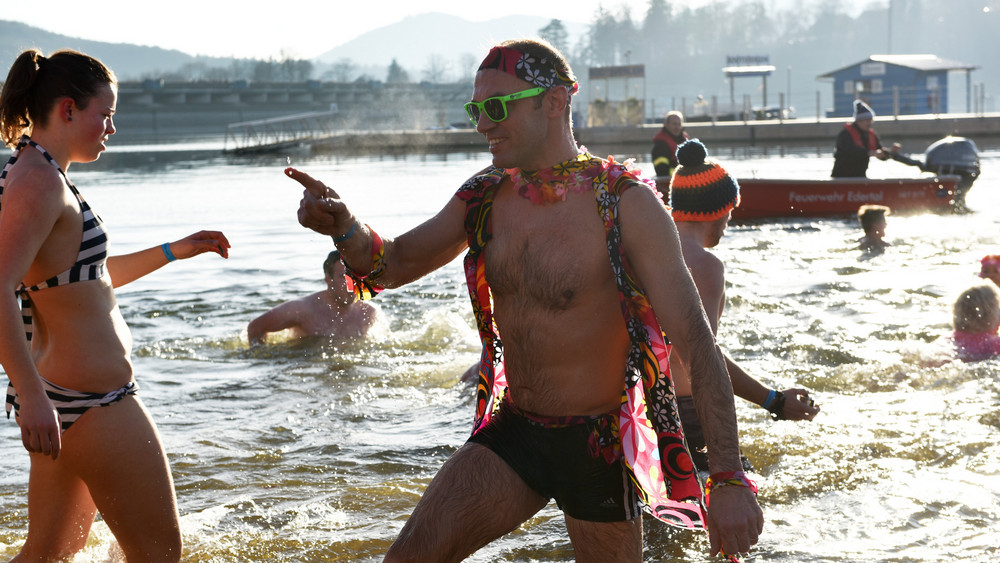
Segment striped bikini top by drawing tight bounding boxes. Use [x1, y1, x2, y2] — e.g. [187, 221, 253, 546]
[0, 136, 110, 341]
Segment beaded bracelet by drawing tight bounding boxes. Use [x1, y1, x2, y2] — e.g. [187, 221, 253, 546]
[342, 224, 386, 300]
[703, 470, 758, 508]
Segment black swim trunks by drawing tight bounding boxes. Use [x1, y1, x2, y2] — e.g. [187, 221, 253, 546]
[468, 395, 641, 522]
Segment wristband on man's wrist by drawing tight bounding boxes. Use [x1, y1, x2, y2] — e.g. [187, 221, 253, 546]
[334, 220, 359, 244]
[704, 470, 758, 507]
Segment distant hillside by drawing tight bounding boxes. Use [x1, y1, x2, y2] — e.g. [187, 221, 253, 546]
[1, 15, 587, 83]
[0, 20, 227, 80]
[315, 12, 588, 76]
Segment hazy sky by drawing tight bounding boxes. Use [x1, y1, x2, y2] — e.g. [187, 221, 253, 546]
[8, 0, 872, 60]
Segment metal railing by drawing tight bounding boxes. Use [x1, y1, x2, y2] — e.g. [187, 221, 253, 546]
[223, 109, 338, 154]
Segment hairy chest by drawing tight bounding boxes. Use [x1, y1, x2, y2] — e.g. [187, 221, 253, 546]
[483, 189, 613, 312]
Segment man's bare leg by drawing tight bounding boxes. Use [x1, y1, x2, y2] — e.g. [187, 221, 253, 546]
[385, 442, 548, 562]
[565, 513, 642, 563]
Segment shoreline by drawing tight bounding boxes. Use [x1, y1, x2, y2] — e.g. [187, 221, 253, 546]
[111, 109, 1000, 154]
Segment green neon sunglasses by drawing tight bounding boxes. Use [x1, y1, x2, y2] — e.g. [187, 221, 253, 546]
[464, 87, 547, 124]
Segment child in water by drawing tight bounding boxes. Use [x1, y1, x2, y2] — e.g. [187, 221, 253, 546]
[952, 283, 1000, 362]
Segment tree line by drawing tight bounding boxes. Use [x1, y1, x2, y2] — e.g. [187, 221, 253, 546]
[148, 0, 995, 113]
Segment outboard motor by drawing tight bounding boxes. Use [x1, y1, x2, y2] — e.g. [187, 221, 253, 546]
[922, 136, 981, 206]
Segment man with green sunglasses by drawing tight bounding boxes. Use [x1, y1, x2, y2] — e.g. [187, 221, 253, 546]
[288, 38, 763, 563]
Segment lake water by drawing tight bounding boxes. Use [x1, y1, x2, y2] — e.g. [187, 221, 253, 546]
[0, 137, 998, 562]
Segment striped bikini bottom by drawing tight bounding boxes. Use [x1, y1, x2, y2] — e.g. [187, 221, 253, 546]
[6, 378, 138, 432]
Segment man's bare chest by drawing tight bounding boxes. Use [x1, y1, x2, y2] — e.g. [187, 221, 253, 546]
[483, 194, 612, 310]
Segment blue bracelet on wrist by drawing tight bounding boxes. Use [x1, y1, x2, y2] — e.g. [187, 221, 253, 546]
[334, 221, 359, 244]
[161, 242, 177, 262]
[762, 389, 777, 409]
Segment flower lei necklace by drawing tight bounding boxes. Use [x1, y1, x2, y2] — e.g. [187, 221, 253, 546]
[507, 150, 603, 205]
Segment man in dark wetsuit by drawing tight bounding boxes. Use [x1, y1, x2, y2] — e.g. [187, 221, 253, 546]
[651, 110, 689, 178]
[289, 38, 763, 562]
[831, 100, 900, 178]
[667, 139, 820, 474]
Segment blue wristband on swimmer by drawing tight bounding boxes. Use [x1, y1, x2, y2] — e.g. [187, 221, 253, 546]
[161, 242, 177, 262]
[762, 389, 777, 410]
[762, 389, 787, 420]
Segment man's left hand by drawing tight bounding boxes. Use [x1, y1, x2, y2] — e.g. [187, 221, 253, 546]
[706, 485, 764, 558]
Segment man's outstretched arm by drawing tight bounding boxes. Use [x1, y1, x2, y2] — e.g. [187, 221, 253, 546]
[287, 167, 469, 290]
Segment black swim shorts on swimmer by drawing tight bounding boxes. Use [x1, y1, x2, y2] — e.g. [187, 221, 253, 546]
[467, 396, 641, 522]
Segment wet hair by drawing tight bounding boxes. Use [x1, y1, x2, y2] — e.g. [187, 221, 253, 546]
[323, 250, 342, 277]
[953, 283, 1000, 333]
[0, 49, 117, 147]
[857, 204, 890, 234]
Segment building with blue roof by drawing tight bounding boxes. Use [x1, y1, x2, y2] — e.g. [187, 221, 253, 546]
[818, 55, 978, 118]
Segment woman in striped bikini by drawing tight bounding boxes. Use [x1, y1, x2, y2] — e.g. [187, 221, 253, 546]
[0, 49, 230, 562]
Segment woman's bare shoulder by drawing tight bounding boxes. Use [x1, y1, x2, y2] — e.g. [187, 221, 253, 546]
[3, 155, 66, 201]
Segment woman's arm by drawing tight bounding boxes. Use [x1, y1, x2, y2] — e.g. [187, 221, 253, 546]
[0, 168, 68, 459]
[106, 230, 230, 288]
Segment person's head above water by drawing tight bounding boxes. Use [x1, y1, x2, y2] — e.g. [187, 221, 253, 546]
[953, 283, 1000, 334]
[323, 250, 342, 278]
[857, 204, 890, 241]
[668, 139, 741, 223]
[979, 254, 1000, 287]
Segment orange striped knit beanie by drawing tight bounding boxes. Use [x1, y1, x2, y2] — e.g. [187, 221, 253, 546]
[669, 139, 740, 222]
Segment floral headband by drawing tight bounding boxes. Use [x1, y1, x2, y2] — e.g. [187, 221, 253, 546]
[477, 46, 579, 95]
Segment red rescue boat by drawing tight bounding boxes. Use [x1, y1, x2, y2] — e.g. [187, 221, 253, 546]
[654, 136, 980, 221]
[728, 175, 959, 220]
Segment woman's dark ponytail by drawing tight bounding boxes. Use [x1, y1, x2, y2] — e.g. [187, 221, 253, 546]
[0, 49, 116, 147]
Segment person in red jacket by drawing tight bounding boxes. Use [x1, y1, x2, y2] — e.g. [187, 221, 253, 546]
[651, 110, 689, 178]
[831, 100, 899, 177]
